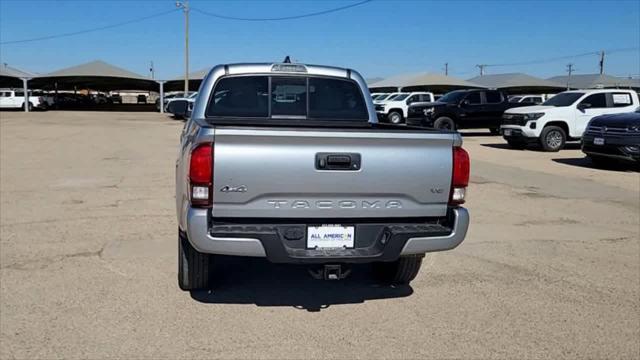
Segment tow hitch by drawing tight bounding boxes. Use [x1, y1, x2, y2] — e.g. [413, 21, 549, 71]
[308, 264, 351, 280]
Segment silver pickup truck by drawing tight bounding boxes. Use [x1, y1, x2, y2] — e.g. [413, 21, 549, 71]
[175, 62, 470, 290]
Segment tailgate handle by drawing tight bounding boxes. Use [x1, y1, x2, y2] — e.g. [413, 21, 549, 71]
[316, 153, 361, 171]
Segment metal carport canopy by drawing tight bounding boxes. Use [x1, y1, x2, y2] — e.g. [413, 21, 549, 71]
[30, 60, 157, 91]
[467, 73, 566, 94]
[1, 64, 37, 112]
[164, 67, 211, 92]
[0, 64, 35, 88]
[546, 73, 640, 90]
[368, 72, 485, 93]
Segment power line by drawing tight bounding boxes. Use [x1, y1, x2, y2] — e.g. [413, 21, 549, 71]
[484, 47, 639, 68]
[191, 0, 373, 21]
[0, 8, 180, 45]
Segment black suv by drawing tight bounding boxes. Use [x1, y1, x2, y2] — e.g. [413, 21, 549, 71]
[407, 89, 529, 132]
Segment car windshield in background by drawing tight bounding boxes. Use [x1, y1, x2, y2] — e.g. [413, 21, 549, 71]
[542, 92, 584, 107]
[207, 75, 367, 121]
[392, 94, 409, 101]
[509, 96, 522, 103]
[438, 91, 467, 103]
[271, 77, 306, 116]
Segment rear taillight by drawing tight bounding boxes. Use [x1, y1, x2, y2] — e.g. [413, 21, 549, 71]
[450, 147, 470, 205]
[189, 143, 213, 208]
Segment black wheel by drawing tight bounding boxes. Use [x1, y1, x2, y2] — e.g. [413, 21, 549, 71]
[507, 139, 527, 150]
[178, 231, 214, 291]
[489, 127, 500, 135]
[374, 254, 424, 285]
[539, 126, 566, 152]
[387, 111, 403, 124]
[22, 102, 33, 111]
[433, 117, 456, 130]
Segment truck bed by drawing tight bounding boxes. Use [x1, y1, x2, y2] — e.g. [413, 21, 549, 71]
[210, 125, 459, 219]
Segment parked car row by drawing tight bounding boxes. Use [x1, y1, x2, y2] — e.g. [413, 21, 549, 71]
[0, 88, 49, 110]
[160, 92, 198, 119]
[393, 87, 639, 167]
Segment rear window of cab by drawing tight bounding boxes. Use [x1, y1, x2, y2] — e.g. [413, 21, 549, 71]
[206, 75, 368, 121]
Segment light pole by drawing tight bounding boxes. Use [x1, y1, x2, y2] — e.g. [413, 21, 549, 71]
[176, 0, 190, 97]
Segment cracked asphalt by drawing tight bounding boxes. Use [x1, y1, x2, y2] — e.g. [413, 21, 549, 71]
[1, 111, 639, 359]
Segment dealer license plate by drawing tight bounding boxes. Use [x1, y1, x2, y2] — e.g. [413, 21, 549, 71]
[503, 129, 512, 136]
[593, 137, 605, 145]
[307, 225, 354, 249]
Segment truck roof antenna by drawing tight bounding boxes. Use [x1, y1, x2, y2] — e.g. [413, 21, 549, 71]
[283, 56, 291, 64]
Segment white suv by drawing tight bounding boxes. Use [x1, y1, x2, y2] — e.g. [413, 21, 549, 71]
[501, 89, 639, 151]
[375, 92, 435, 124]
[0, 89, 47, 110]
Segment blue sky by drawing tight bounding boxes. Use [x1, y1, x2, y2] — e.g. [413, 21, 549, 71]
[1, 0, 639, 80]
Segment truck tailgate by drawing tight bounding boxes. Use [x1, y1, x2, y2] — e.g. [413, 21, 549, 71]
[212, 127, 455, 219]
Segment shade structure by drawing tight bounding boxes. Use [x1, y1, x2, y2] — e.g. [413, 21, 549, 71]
[30, 60, 157, 91]
[369, 72, 485, 93]
[164, 67, 211, 92]
[547, 74, 639, 90]
[0, 64, 35, 88]
[467, 73, 565, 94]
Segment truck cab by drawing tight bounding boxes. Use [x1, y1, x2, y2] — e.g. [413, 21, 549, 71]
[501, 89, 640, 151]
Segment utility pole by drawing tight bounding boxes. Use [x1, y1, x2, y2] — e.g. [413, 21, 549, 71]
[444, 63, 449, 76]
[598, 50, 605, 74]
[566, 63, 574, 90]
[476, 64, 487, 76]
[176, 0, 190, 97]
[149, 61, 155, 80]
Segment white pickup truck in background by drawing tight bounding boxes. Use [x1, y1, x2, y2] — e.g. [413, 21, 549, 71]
[501, 89, 639, 151]
[0, 88, 47, 110]
[375, 91, 435, 124]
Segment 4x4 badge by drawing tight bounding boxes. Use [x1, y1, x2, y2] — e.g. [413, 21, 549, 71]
[220, 185, 247, 193]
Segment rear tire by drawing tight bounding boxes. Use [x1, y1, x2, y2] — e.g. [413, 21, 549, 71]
[433, 117, 456, 130]
[388, 111, 403, 124]
[539, 126, 566, 152]
[489, 127, 500, 135]
[178, 231, 214, 291]
[22, 102, 33, 111]
[507, 139, 527, 149]
[374, 254, 424, 285]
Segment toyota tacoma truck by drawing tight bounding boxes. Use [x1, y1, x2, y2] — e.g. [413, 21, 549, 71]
[175, 62, 470, 290]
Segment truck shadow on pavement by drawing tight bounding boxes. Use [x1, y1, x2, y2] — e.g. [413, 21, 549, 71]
[552, 157, 639, 172]
[190, 256, 413, 312]
[480, 143, 582, 151]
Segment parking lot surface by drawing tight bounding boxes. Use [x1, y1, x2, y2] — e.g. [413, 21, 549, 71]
[1, 111, 638, 359]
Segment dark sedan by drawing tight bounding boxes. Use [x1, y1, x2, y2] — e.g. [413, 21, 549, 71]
[582, 109, 640, 165]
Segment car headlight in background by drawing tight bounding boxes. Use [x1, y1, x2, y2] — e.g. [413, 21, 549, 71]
[524, 113, 545, 121]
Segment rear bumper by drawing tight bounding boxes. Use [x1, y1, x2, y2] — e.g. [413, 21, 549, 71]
[185, 207, 469, 263]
